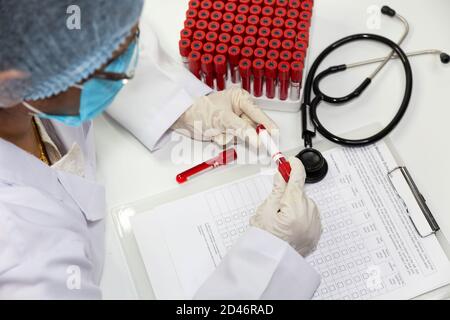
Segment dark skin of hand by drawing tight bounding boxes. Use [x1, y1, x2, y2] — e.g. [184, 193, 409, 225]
[0, 25, 138, 162]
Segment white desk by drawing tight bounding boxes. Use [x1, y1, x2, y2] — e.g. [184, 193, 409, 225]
[96, 0, 450, 299]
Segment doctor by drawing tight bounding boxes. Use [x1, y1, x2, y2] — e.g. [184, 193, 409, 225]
[0, 0, 322, 299]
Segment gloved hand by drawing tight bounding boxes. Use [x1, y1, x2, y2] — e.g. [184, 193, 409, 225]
[171, 88, 278, 148]
[250, 157, 322, 257]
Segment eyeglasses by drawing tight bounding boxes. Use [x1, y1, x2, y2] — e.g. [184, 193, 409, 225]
[91, 28, 140, 82]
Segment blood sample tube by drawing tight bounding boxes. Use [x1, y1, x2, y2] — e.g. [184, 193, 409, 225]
[206, 31, 218, 44]
[280, 50, 292, 62]
[285, 18, 297, 29]
[237, 4, 250, 15]
[265, 60, 278, 99]
[223, 12, 235, 23]
[193, 30, 206, 42]
[290, 60, 303, 100]
[228, 45, 241, 83]
[247, 15, 260, 26]
[272, 17, 285, 29]
[244, 36, 256, 49]
[297, 31, 309, 45]
[256, 37, 269, 50]
[219, 32, 231, 45]
[208, 21, 220, 33]
[282, 39, 294, 51]
[258, 26, 271, 38]
[188, 0, 200, 10]
[262, 6, 274, 17]
[254, 47, 267, 60]
[188, 51, 202, 79]
[203, 42, 216, 55]
[297, 20, 310, 32]
[245, 25, 258, 37]
[249, 4, 262, 16]
[186, 8, 198, 19]
[198, 9, 210, 21]
[252, 0, 264, 4]
[288, 0, 301, 9]
[267, 49, 280, 61]
[295, 40, 308, 53]
[214, 55, 228, 91]
[278, 62, 290, 100]
[300, 11, 312, 23]
[287, 8, 299, 19]
[201, 54, 215, 89]
[260, 16, 272, 28]
[301, 0, 313, 11]
[179, 38, 191, 61]
[235, 13, 247, 25]
[292, 50, 305, 63]
[184, 18, 196, 30]
[210, 11, 223, 22]
[216, 43, 228, 56]
[271, 28, 284, 40]
[180, 28, 193, 40]
[264, 0, 276, 6]
[284, 29, 297, 42]
[221, 22, 233, 33]
[200, 0, 212, 10]
[196, 20, 208, 32]
[212, 0, 225, 12]
[233, 24, 246, 37]
[269, 38, 281, 51]
[225, 2, 237, 13]
[239, 59, 252, 92]
[241, 46, 254, 60]
[276, 0, 289, 7]
[274, 7, 287, 18]
[190, 40, 203, 53]
[231, 35, 244, 47]
[252, 59, 265, 97]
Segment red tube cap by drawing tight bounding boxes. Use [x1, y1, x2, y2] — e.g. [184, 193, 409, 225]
[254, 47, 267, 59]
[256, 37, 269, 49]
[252, 58, 265, 78]
[265, 60, 278, 78]
[228, 45, 241, 65]
[290, 61, 304, 82]
[219, 32, 231, 44]
[267, 49, 280, 61]
[190, 40, 203, 52]
[239, 58, 252, 77]
[278, 61, 291, 80]
[180, 28, 193, 40]
[231, 35, 244, 47]
[233, 24, 246, 36]
[216, 43, 228, 56]
[241, 46, 254, 59]
[201, 54, 214, 74]
[214, 55, 228, 74]
[179, 39, 191, 58]
[206, 31, 218, 43]
[247, 15, 260, 26]
[203, 42, 216, 55]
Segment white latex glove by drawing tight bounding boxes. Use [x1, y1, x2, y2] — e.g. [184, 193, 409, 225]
[250, 157, 322, 257]
[171, 88, 278, 148]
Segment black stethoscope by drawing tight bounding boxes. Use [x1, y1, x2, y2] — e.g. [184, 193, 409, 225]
[296, 6, 449, 184]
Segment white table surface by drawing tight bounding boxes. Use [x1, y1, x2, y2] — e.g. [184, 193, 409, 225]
[95, 0, 450, 299]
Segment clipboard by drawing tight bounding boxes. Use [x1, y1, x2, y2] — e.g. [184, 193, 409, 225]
[111, 123, 450, 300]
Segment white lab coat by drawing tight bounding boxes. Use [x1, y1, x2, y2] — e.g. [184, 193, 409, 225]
[0, 12, 320, 300]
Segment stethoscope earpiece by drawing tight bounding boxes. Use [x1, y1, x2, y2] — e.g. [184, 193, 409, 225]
[296, 148, 329, 184]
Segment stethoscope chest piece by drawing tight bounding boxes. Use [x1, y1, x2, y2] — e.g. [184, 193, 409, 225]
[296, 148, 329, 184]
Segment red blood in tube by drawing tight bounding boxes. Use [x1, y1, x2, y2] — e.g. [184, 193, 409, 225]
[295, 40, 308, 52]
[219, 33, 231, 45]
[201, 0, 212, 10]
[284, 29, 297, 41]
[285, 18, 297, 29]
[297, 20, 310, 31]
[282, 39, 294, 51]
[272, 17, 285, 28]
[231, 35, 244, 47]
[260, 16, 272, 27]
[228, 45, 241, 83]
[214, 55, 228, 91]
[198, 9, 210, 21]
[244, 36, 256, 48]
[188, 0, 200, 10]
[193, 30, 206, 41]
[249, 5, 262, 15]
[300, 11, 312, 22]
[203, 42, 216, 55]
[216, 43, 228, 56]
[191, 40, 203, 53]
[225, 2, 237, 13]
[258, 26, 271, 38]
[210, 11, 223, 22]
[188, 51, 202, 79]
[233, 24, 246, 37]
[247, 15, 260, 26]
[271, 28, 283, 40]
[184, 18, 196, 30]
[275, 7, 287, 18]
[241, 46, 254, 60]
[237, 4, 250, 15]
[292, 50, 305, 62]
[256, 37, 269, 49]
[196, 20, 208, 31]
[179, 39, 191, 59]
[262, 6, 274, 17]
[221, 22, 233, 33]
[208, 21, 220, 33]
[252, 59, 265, 97]
[288, 0, 301, 9]
[235, 13, 247, 25]
[206, 31, 218, 43]
[223, 12, 235, 23]
[278, 61, 290, 100]
[287, 8, 299, 19]
[267, 49, 280, 61]
[297, 31, 309, 44]
[280, 50, 292, 62]
[239, 59, 252, 92]
[269, 38, 281, 50]
[186, 9, 198, 19]
[254, 47, 267, 59]
[180, 28, 193, 40]
[212, 0, 225, 12]
[277, 0, 288, 7]
[265, 60, 278, 99]
[201, 54, 215, 88]
[301, 0, 313, 12]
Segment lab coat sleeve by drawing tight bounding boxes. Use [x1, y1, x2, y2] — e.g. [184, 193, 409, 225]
[194, 227, 321, 300]
[106, 7, 212, 151]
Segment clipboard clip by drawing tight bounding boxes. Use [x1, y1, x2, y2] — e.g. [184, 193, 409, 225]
[387, 166, 440, 238]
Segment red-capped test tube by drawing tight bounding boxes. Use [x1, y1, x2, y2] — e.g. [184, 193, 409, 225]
[265, 60, 278, 99]
[176, 149, 237, 184]
[256, 124, 291, 183]
[290, 60, 303, 100]
[179, 39, 191, 66]
[239, 59, 252, 92]
[252, 59, 265, 97]
[278, 61, 290, 100]
[201, 54, 215, 89]
[214, 55, 228, 91]
[228, 45, 241, 83]
[188, 51, 202, 80]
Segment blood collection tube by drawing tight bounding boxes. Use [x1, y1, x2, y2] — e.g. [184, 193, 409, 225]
[274, 7, 287, 18]
[225, 2, 237, 13]
[214, 55, 228, 91]
[190, 40, 203, 53]
[237, 4, 250, 15]
[193, 30, 206, 42]
[186, 8, 198, 19]
[223, 12, 235, 23]
[287, 8, 299, 19]
[235, 13, 247, 25]
[284, 29, 297, 42]
[254, 47, 267, 60]
[301, 0, 313, 11]
[295, 40, 308, 53]
[247, 15, 260, 26]
[262, 6, 274, 17]
[292, 50, 305, 63]
[271, 28, 284, 40]
[239, 59, 252, 92]
[297, 20, 310, 32]
[256, 37, 269, 49]
[203, 42, 216, 55]
[184, 18, 196, 30]
[179, 39, 191, 66]
[208, 22, 220, 34]
[245, 25, 258, 37]
[264, 0, 276, 6]
[201, 0, 212, 10]
[244, 36, 256, 49]
[285, 18, 296, 29]
[269, 38, 281, 51]
[260, 16, 272, 28]
[201, 54, 215, 89]
[267, 49, 279, 61]
[252, 59, 265, 97]
[278, 62, 290, 101]
[265, 60, 278, 99]
[249, 5, 262, 16]
[272, 17, 285, 29]
[258, 26, 271, 38]
[188, 0, 200, 10]
[233, 24, 246, 37]
[231, 35, 244, 47]
[221, 22, 233, 33]
[280, 50, 292, 62]
[188, 51, 202, 79]
[288, 0, 301, 9]
[228, 45, 241, 83]
[219, 32, 231, 45]
[206, 31, 218, 44]
[216, 43, 228, 56]
[256, 124, 291, 183]
[252, 0, 264, 4]
[300, 11, 312, 23]
[276, 0, 289, 7]
[297, 31, 309, 45]
[290, 60, 303, 100]
[282, 39, 294, 51]
[212, 0, 225, 12]
[198, 9, 210, 21]
[196, 20, 208, 32]
[241, 46, 254, 60]
[180, 28, 193, 40]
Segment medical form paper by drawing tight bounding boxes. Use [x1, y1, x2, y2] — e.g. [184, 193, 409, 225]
[131, 142, 450, 300]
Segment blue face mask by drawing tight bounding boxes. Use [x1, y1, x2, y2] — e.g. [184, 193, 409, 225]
[23, 40, 139, 127]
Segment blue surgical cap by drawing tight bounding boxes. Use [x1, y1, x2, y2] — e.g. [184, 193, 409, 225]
[0, 0, 144, 102]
